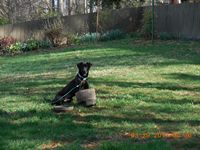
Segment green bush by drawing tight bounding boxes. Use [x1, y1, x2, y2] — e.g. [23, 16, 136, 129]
[38, 40, 52, 49]
[73, 35, 81, 45]
[79, 33, 100, 43]
[25, 39, 39, 51]
[7, 42, 25, 54]
[159, 32, 176, 40]
[78, 30, 126, 43]
[100, 29, 126, 41]
[141, 10, 154, 39]
[6, 39, 52, 54]
[24, 39, 53, 51]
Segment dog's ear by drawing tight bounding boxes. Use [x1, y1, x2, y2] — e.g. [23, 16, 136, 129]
[86, 62, 92, 67]
[77, 62, 83, 68]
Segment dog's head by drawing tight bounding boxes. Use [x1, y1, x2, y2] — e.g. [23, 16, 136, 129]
[77, 62, 92, 77]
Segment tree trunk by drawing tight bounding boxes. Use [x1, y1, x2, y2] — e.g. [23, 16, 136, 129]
[68, 0, 71, 15]
[52, 0, 55, 11]
[84, 0, 87, 14]
[89, 0, 93, 13]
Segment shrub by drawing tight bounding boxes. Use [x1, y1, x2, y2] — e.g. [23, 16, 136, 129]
[159, 32, 176, 40]
[72, 35, 81, 45]
[6, 39, 53, 54]
[141, 10, 154, 39]
[7, 42, 25, 54]
[45, 28, 63, 46]
[43, 17, 67, 47]
[38, 40, 52, 49]
[25, 39, 39, 51]
[23, 39, 53, 51]
[78, 30, 125, 43]
[0, 37, 60, 55]
[100, 29, 126, 41]
[0, 36, 16, 49]
[79, 33, 100, 43]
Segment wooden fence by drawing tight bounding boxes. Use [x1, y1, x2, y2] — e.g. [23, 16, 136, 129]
[0, 8, 143, 41]
[0, 3, 199, 41]
[155, 3, 200, 39]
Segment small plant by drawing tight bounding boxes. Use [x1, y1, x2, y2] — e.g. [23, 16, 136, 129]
[25, 39, 39, 51]
[79, 33, 100, 43]
[78, 30, 125, 43]
[100, 29, 126, 41]
[7, 42, 25, 54]
[38, 40, 52, 49]
[73, 35, 81, 45]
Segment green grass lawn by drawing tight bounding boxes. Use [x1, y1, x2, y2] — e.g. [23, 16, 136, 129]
[0, 39, 200, 150]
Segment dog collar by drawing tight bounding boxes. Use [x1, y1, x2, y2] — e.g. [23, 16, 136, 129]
[77, 73, 87, 81]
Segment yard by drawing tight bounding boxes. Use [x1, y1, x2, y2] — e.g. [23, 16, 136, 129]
[0, 39, 200, 149]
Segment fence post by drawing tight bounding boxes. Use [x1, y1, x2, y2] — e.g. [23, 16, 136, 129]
[96, 0, 100, 41]
[152, 0, 155, 44]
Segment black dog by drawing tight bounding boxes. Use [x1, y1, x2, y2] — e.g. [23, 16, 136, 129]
[51, 62, 92, 105]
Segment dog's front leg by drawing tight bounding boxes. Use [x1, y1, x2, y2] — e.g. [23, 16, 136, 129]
[83, 81, 89, 89]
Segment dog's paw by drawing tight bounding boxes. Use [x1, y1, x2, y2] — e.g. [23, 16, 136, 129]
[63, 98, 73, 103]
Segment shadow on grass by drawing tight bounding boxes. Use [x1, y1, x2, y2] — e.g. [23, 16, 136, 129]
[146, 97, 200, 105]
[1, 75, 199, 105]
[91, 78, 200, 92]
[163, 73, 200, 81]
[0, 107, 199, 149]
[1, 40, 200, 75]
[83, 113, 200, 127]
[0, 109, 96, 149]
